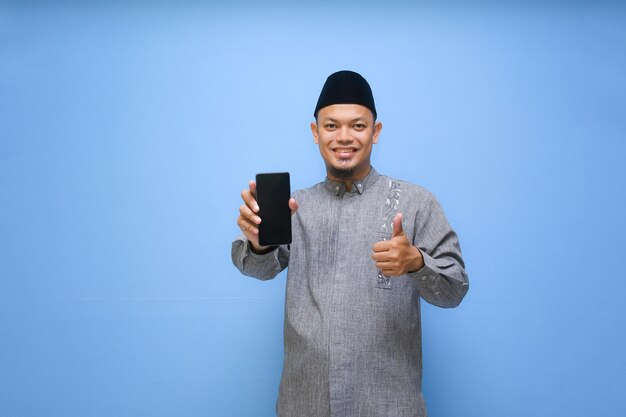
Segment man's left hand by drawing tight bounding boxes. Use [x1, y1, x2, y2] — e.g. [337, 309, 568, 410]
[372, 213, 424, 277]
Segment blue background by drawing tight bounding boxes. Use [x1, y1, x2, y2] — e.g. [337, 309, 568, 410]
[1, 1, 625, 416]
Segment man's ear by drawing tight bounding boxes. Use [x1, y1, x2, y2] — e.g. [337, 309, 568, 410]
[372, 121, 383, 144]
[310, 122, 319, 144]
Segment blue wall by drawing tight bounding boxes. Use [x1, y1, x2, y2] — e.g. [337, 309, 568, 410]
[1, 2, 625, 416]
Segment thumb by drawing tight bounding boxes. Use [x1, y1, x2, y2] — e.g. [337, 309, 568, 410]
[289, 198, 299, 215]
[391, 212, 404, 238]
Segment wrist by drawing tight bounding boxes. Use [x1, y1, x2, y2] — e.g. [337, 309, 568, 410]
[250, 242, 275, 255]
[407, 246, 425, 273]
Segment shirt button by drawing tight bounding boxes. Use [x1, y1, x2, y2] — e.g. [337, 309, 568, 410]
[357, 183, 362, 188]
[421, 276, 427, 281]
[335, 186, 340, 190]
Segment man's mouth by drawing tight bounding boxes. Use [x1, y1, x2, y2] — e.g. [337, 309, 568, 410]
[333, 148, 358, 158]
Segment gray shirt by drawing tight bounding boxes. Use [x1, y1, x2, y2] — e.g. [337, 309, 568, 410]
[231, 168, 469, 417]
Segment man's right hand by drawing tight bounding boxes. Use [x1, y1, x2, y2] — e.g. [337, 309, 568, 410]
[237, 180, 299, 253]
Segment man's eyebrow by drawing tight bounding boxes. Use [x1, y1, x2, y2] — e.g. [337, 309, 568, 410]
[321, 117, 368, 123]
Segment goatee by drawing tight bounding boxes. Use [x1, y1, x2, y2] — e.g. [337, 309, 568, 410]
[327, 165, 356, 180]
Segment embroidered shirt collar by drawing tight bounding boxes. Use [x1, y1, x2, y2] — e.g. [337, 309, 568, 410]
[324, 167, 380, 196]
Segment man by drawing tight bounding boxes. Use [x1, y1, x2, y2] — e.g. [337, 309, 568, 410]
[232, 70, 469, 417]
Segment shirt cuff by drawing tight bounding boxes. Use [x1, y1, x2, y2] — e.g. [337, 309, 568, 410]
[407, 251, 441, 294]
[232, 235, 284, 280]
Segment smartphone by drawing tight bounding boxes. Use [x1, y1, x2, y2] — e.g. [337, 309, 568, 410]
[255, 172, 292, 246]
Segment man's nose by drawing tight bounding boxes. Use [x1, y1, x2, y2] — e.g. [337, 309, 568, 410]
[337, 127, 353, 143]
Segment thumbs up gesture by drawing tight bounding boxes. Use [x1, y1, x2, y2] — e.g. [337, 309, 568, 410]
[372, 213, 425, 277]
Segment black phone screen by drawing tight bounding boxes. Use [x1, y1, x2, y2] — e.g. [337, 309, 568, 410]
[255, 172, 292, 246]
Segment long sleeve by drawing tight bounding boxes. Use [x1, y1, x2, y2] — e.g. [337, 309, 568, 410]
[231, 235, 290, 280]
[408, 194, 469, 308]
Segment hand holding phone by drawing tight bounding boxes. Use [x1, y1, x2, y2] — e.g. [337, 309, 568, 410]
[237, 173, 298, 251]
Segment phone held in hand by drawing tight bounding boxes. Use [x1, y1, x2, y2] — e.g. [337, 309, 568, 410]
[255, 172, 292, 246]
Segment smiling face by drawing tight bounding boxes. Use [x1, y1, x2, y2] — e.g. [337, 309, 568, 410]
[311, 104, 382, 183]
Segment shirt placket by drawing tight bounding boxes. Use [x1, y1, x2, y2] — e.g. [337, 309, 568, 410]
[328, 190, 358, 417]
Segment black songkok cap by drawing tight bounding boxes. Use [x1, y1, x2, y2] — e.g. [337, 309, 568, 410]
[314, 70, 377, 120]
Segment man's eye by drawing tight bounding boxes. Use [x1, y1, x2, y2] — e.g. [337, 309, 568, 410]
[325, 124, 336, 129]
[354, 124, 366, 129]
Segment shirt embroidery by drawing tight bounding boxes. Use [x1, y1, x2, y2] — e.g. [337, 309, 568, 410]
[376, 179, 402, 289]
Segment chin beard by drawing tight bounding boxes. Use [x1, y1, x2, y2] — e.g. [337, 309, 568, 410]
[327, 165, 356, 180]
